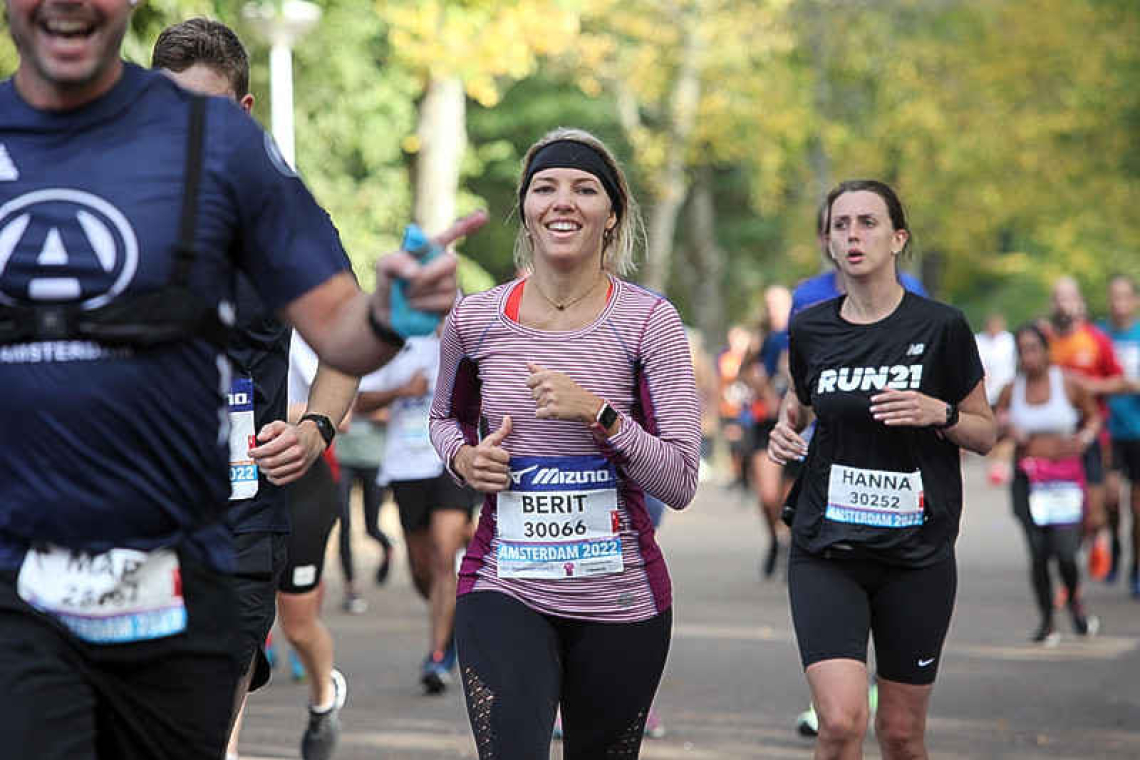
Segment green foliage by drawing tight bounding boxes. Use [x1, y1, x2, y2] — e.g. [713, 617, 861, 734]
[1, 0, 1135, 330]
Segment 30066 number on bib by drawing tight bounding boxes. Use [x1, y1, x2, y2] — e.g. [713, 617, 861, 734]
[496, 455, 623, 579]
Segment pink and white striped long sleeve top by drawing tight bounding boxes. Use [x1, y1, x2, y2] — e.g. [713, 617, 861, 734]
[429, 276, 701, 622]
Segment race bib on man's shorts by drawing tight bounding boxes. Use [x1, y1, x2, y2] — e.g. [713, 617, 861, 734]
[17, 546, 187, 644]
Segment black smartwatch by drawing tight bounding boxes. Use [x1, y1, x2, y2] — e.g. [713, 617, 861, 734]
[937, 402, 959, 429]
[594, 401, 619, 432]
[300, 413, 336, 449]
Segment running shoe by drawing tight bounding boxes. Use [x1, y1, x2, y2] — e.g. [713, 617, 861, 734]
[289, 648, 307, 682]
[1032, 619, 1061, 646]
[795, 705, 818, 737]
[301, 668, 347, 760]
[1070, 602, 1100, 637]
[1089, 534, 1111, 581]
[421, 646, 454, 695]
[342, 592, 368, 615]
[643, 707, 666, 739]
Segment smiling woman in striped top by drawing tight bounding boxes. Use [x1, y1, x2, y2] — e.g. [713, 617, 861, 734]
[430, 127, 701, 759]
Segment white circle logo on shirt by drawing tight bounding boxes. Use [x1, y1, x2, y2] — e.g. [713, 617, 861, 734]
[263, 132, 297, 178]
[0, 189, 139, 308]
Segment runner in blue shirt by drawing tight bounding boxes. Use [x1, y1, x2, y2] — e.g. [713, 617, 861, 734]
[1100, 274, 1140, 596]
[0, 2, 474, 757]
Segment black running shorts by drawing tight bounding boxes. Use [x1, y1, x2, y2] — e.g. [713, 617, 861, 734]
[788, 544, 956, 685]
[0, 550, 244, 760]
[392, 473, 475, 534]
[1083, 438, 1106, 485]
[1110, 438, 1140, 482]
[279, 457, 340, 594]
[233, 531, 288, 690]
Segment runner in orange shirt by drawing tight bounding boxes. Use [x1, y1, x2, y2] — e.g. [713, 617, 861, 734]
[1043, 277, 1127, 577]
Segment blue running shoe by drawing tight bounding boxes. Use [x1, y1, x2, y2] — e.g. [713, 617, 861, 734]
[289, 648, 307, 683]
[421, 651, 452, 695]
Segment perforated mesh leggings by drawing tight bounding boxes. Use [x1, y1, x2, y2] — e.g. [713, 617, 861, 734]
[454, 591, 671, 760]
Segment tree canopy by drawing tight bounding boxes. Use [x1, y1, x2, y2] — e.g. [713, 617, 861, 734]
[0, 0, 1135, 331]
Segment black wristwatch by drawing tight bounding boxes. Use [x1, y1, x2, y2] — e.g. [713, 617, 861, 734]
[594, 401, 619, 432]
[937, 402, 959, 429]
[300, 413, 336, 449]
[367, 306, 407, 349]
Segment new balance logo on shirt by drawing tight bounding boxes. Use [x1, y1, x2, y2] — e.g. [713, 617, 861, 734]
[0, 144, 18, 180]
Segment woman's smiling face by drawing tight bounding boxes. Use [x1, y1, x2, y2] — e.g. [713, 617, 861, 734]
[523, 167, 616, 269]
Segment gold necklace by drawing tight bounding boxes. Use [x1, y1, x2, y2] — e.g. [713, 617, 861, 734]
[530, 273, 605, 311]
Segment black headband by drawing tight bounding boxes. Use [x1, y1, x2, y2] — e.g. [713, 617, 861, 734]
[519, 139, 623, 221]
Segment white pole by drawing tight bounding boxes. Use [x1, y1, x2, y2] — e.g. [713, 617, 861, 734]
[269, 40, 295, 168]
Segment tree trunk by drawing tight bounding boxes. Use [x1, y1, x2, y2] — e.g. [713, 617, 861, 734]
[687, 165, 725, 342]
[643, 13, 701, 294]
[413, 76, 465, 235]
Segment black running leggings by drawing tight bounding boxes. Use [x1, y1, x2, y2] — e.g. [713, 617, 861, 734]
[454, 591, 671, 760]
[336, 464, 390, 583]
[1012, 469, 1083, 620]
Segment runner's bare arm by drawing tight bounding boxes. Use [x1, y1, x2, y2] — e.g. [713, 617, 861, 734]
[768, 392, 812, 465]
[251, 364, 359, 485]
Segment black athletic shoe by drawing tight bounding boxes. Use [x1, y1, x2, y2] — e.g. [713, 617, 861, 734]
[1031, 619, 1060, 646]
[1070, 601, 1100, 637]
[420, 640, 457, 695]
[301, 669, 347, 760]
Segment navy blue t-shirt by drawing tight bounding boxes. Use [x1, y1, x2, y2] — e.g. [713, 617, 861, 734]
[226, 274, 292, 535]
[0, 64, 351, 570]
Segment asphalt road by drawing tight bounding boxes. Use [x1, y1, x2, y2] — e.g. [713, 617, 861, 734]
[236, 456, 1140, 759]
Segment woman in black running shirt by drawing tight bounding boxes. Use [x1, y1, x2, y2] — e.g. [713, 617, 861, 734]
[768, 180, 995, 760]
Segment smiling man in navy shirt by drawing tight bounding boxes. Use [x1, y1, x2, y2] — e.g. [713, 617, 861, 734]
[0, 0, 476, 757]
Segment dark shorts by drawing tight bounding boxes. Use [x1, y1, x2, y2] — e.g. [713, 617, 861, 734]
[233, 531, 288, 690]
[788, 544, 957, 686]
[751, 419, 777, 455]
[1083, 438, 1105, 485]
[1110, 438, 1140, 482]
[280, 457, 340, 594]
[392, 473, 475, 534]
[0, 550, 244, 760]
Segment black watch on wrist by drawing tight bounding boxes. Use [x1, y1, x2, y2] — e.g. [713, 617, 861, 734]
[300, 413, 336, 449]
[937, 402, 959, 429]
[595, 401, 618, 431]
[367, 306, 407, 349]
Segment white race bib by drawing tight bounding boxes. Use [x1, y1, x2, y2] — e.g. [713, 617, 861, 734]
[1029, 481, 1083, 526]
[496, 455, 623, 579]
[17, 546, 187, 644]
[391, 397, 434, 457]
[826, 464, 925, 528]
[228, 376, 258, 500]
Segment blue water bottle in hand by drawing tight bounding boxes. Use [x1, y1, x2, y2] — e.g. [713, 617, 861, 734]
[389, 223, 444, 337]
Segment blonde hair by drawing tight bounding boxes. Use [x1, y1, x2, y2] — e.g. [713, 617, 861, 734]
[513, 127, 644, 277]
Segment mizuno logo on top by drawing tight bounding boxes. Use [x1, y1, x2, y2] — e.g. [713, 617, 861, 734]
[509, 464, 614, 488]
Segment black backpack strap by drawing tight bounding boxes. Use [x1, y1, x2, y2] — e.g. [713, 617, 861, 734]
[170, 95, 206, 287]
